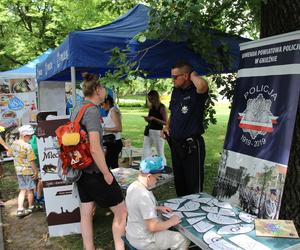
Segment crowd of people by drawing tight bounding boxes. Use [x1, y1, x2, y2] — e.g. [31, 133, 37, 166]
[70, 61, 208, 250]
[239, 186, 279, 219]
[0, 61, 209, 250]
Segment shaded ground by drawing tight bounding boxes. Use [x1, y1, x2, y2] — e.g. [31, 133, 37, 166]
[0, 162, 115, 250]
[3, 198, 50, 250]
[2, 196, 117, 250]
[0, 161, 176, 250]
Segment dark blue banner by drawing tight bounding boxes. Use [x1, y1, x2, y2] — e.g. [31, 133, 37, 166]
[215, 31, 300, 222]
[224, 75, 300, 165]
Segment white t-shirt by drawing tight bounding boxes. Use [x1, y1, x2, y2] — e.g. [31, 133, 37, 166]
[125, 180, 158, 247]
[103, 106, 122, 140]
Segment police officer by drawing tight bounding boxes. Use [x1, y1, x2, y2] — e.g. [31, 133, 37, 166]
[162, 61, 208, 196]
[262, 189, 277, 219]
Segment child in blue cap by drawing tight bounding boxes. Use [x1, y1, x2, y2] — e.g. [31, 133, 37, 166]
[125, 156, 190, 250]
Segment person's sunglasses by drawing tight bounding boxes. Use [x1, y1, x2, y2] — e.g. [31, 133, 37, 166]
[171, 73, 184, 80]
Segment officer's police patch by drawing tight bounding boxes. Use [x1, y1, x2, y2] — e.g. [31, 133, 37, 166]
[181, 105, 188, 114]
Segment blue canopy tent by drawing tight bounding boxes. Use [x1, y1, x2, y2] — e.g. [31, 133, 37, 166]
[36, 4, 250, 104]
[0, 49, 52, 79]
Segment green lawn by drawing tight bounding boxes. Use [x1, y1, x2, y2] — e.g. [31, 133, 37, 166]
[121, 102, 230, 194]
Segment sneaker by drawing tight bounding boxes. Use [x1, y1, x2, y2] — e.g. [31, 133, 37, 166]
[16, 209, 30, 219]
[26, 206, 35, 214]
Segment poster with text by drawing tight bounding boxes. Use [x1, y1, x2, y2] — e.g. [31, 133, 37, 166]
[36, 119, 81, 237]
[214, 31, 300, 219]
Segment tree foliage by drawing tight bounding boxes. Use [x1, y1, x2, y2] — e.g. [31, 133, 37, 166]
[1, 0, 263, 127]
[0, 0, 126, 71]
[101, 0, 261, 127]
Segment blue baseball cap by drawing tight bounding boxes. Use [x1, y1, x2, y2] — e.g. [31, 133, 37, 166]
[140, 156, 165, 174]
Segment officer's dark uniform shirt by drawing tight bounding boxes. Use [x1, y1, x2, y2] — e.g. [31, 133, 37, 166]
[169, 84, 208, 141]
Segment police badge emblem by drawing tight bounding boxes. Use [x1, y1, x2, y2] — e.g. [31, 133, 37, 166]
[181, 105, 188, 114]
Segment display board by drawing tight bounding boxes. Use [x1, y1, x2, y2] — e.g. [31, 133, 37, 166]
[214, 31, 300, 220]
[36, 119, 80, 237]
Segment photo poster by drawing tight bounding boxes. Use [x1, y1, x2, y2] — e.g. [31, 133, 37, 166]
[214, 31, 300, 220]
[36, 119, 81, 237]
[0, 77, 36, 94]
[0, 92, 37, 128]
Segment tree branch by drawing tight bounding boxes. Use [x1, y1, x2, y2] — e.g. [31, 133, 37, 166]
[15, 3, 32, 33]
[4, 54, 23, 65]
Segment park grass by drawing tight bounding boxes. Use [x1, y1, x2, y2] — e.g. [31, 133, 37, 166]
[121, 102, 230, 194]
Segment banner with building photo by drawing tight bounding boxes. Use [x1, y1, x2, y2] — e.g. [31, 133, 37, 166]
[214, 31, 300, 220]
[36, 119, 81, 237]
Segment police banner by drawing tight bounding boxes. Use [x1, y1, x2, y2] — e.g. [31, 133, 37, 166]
[214, 31, 300, 220]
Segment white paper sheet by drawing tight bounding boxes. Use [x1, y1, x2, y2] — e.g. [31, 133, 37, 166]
[238, 212, 256, 223]
[218, 223, 255, 235]
[201, 206, 218, 213]
[207, 213, 242, 225]
[177, 201, 200, 212]
[184, 211, 206, 217]
[164, 202, 180, 210]
[162, 211, 184, 219]
[193, 221, 215, 233]
[166, 198, 186, 205]
[206, 198, 219, 207]
[209, 239, 243, 250]
[213, 201, 233, 209]
[229, 234, 271, 250]
[181, 194, 200, 199]
[192, 197, 212, 204]
[203, 230, 222, 245]
[219, 208, 236, 217]
[186, 216, 206, 225]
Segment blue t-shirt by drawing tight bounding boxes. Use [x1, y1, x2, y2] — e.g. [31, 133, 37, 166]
[169, 85, 208, 140]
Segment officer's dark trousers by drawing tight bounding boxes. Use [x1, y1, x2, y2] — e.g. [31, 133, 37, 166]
[169, 136, 205, 197]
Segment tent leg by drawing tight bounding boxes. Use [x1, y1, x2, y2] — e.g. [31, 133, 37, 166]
[71, 66, 76, 107]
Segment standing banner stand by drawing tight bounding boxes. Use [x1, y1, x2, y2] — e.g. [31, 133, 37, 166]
[36, 118, 81, 237]
[0, 49, 52, 127]
[214, 30, 300, 219]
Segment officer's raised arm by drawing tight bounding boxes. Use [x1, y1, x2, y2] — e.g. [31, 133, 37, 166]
[190, 71, 208, 94]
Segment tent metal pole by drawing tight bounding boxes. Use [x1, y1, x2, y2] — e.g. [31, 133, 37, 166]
[71, 66, 76, 106]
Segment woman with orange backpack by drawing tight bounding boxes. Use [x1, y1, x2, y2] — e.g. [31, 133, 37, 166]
[70, 72, 127, 250]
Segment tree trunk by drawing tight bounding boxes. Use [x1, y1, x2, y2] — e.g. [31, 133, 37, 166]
[260, 0, 300, 38]
[260, 0, 300, 231]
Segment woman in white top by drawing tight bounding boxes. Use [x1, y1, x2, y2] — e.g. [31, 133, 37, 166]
[102, 95, 123, 169]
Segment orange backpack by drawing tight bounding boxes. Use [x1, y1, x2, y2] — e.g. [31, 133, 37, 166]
[55, 104, 95, 173]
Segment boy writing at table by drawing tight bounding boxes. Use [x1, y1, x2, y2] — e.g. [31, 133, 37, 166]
[125, 156, 190, 250]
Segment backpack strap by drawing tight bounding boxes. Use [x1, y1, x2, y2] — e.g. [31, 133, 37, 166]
[74, 103, 96, 123]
